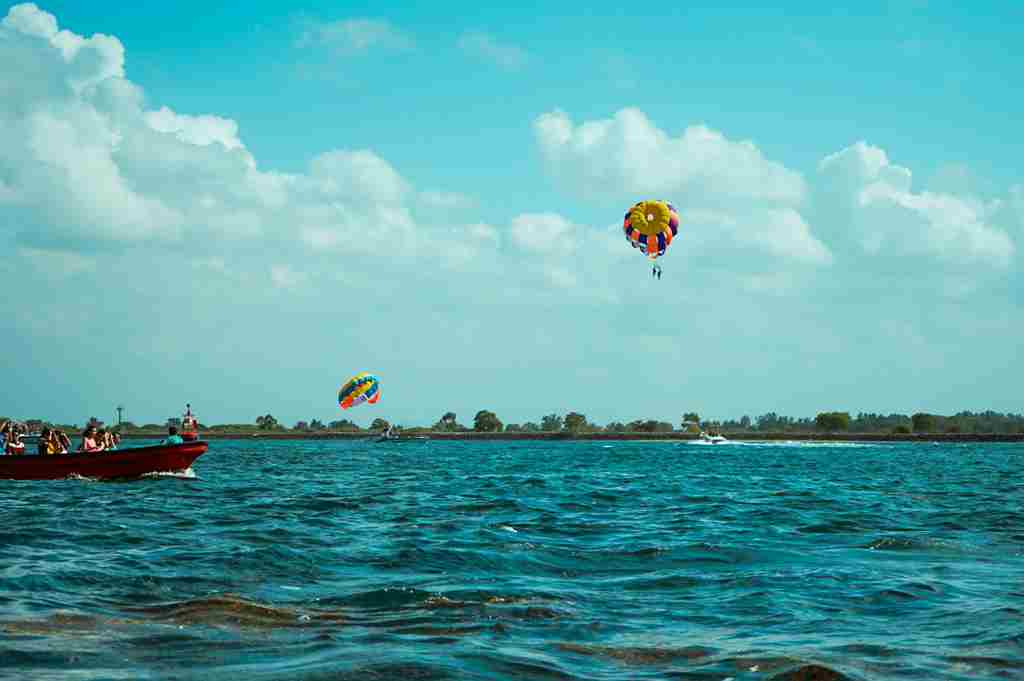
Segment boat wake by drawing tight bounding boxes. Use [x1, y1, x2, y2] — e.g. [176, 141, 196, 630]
[64, 473, 100, 482]
[682, 439, 883, 448]
[64, 468, 197, 482]
[141, 467, 197, 479]
[735, 440, 884, 448]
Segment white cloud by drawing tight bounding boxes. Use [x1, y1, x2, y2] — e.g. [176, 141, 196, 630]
[722, 209, 832, 265]
[534, 107, 805, 204]
[457, 31, 528, 70]
[816, 141, 1014, 267]
[3, 2, 123, 92]
[535, 108, 1019, 276]
[467, 221, 500, 246]
[0, 4, 451, 261]
[534, 107, 827, 268]
[0, 2, 1017, 318]
[144, 106, 244, 151]
[297, 18, 413, 56]
[309, 149, 407, 202]
[509, 213, 579, 255]
[270, 264, 307, 289]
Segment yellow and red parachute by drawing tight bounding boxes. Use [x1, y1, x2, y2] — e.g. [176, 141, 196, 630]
[623, 200, 680, 260]
[338, 372, 380, 410]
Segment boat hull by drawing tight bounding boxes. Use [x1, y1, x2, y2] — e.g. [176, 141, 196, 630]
[0, 441, 209, 480]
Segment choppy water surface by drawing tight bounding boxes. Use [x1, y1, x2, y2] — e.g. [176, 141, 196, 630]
[2, 439, 1023, 680]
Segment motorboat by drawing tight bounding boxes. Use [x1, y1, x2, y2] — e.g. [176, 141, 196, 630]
[0, 441, 208, 481]
[696, 431, 729, 444]
[181, 403, 199, 441]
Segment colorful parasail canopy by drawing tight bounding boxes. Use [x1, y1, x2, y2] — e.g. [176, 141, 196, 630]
[338, 372, 380, 410]
[623, 200, 680, 260]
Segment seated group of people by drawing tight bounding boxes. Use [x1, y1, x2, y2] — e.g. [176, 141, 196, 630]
[1, 420, 188, 456]
[0, 421, 121, 455]
[77, 426, 120, 453]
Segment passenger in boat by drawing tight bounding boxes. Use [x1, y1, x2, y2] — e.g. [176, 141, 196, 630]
[38, 427, 53, 455]
[56, 429, 71, 453]
[101, 429, 116, 450]
[5, 429, 25, 455]
[79, 427, 104, 453]
[40, 427, 66, 455]
[162, 425, 184, 445]
[0, 421, 8, 454]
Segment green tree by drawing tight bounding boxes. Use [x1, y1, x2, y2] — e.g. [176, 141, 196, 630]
[473, 410, 503, 432]
[604, 421, 627, 433]
[370, 418, 390, 432]
[310, 419, 325, 431]
[563, 412, 587, 433]
[912, 413, 935, 433]
[256, 414, 279, 430]
[433, 412, 461, 431]
[519, 421, 540, 432]
[628, 419, 673, 433]
[540, 414, 563, 432]
[329, 419, 360, 432]
[815, 412, 850, 431]
[681, 412, 701, 427]
[294, 420, 310, 431]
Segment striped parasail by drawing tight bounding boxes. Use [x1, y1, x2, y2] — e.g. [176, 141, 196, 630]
[622, 200, 680, 260]
[338, 372, 380, 410]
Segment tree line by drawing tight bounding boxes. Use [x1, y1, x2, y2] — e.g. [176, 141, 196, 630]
[184, 409, 1024, 435]
[8, 410, 1023, 435]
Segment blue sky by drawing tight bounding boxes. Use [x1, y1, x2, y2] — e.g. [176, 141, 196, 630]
[1, 2, 1021, 428]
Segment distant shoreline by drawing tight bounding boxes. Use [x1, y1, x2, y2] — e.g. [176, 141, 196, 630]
[117, 431, 1024, 442]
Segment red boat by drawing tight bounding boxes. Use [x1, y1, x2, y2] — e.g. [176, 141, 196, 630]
[0, 441, 208, 481]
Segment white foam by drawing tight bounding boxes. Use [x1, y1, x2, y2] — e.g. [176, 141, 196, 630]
[141, 467, 197, 479]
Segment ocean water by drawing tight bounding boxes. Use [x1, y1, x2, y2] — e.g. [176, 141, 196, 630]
[1, 439, 1022, 681]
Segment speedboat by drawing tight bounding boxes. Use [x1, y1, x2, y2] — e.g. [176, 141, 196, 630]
[0, 441, 208, 480]
[375, 432, 428, 443]
[697, 432, 729, 444]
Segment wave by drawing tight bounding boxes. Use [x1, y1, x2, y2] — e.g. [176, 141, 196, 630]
[123, 593, 345, 628]
[557, 641, 714, 664]
[863, 535, 963, 552]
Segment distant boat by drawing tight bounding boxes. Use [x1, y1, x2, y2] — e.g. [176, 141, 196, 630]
[375, 432, 428, 443]
[696, 431, 729, 445]
[181, 403, 200, 442]
[0, 441, 208, 481]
